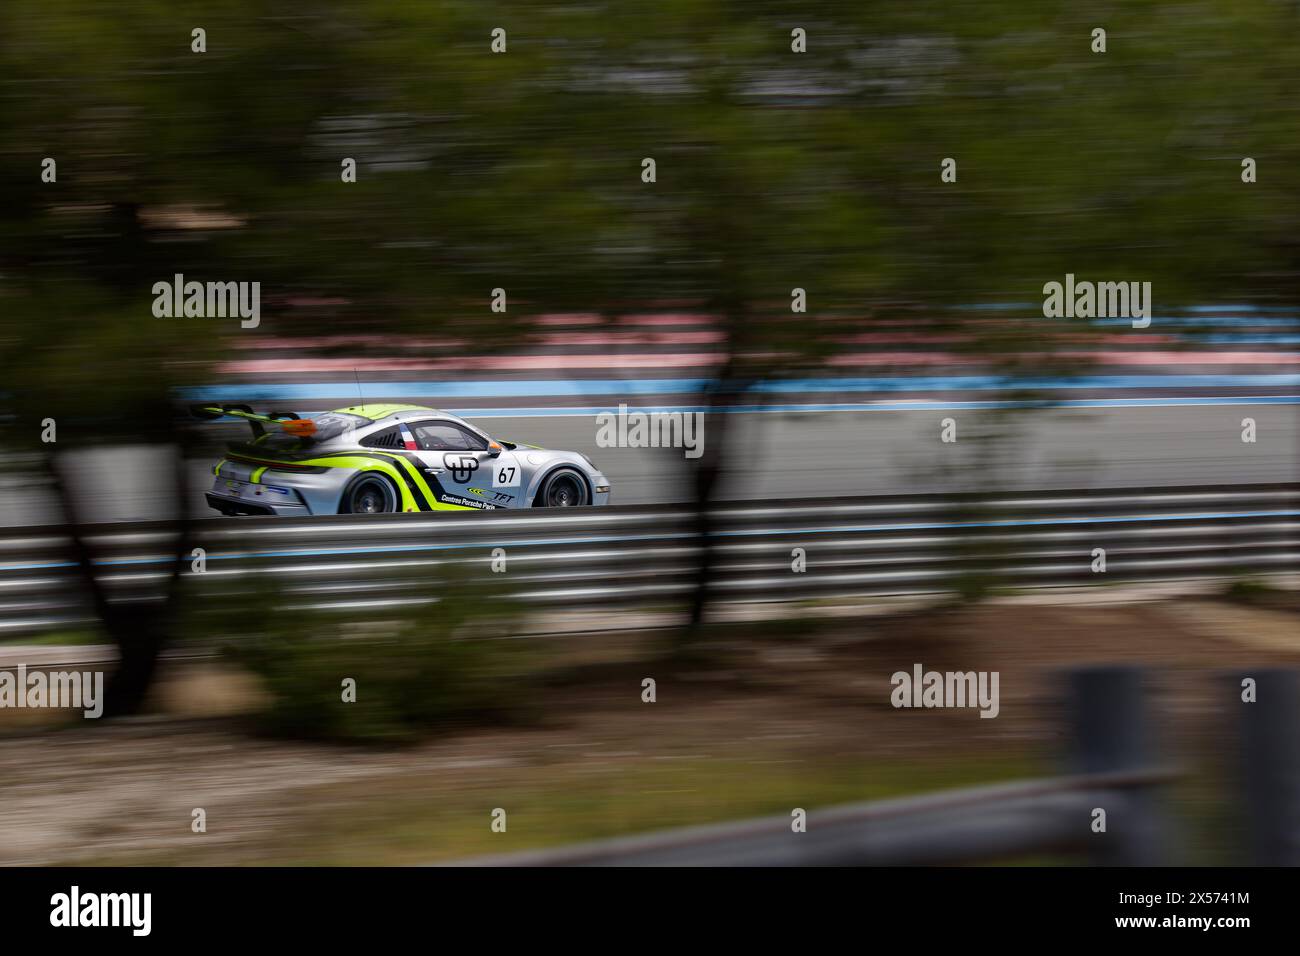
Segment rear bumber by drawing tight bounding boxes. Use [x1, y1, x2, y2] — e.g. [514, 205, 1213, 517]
[207, 461, 332, 517]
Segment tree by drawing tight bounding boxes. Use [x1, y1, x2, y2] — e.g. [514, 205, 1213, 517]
[3, 1, 1297, 704]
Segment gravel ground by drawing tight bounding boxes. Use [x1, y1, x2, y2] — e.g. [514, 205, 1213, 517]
[0, 597, 1296, 865]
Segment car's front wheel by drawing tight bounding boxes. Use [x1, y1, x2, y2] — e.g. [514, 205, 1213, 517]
[536, 468, 589, 508]
[341, 474, 397, 514]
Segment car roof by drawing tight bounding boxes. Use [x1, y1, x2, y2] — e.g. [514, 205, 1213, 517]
[331, 404, 435, 421]
[329, 404, 481, 433]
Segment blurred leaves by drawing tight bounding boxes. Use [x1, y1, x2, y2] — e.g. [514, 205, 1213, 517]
[207, 562, 539, 743]
[1, 0, 1298, 421]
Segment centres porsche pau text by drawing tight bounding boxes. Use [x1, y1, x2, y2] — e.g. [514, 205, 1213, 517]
[151, 273, 260, 328]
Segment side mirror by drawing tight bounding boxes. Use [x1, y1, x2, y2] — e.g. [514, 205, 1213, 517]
[487, 441, 503, 458]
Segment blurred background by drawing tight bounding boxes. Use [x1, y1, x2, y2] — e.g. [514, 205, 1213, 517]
[0, 1, 1297, 865]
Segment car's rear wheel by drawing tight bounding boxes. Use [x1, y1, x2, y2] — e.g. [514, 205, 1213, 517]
[341, 474, 397, 514]
[537, 468, 589, 508]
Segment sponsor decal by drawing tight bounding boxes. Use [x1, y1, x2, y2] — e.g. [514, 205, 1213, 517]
[439, 493, 498, 510]
[469, 487, 515, 503]
[443, 452, 480, 483]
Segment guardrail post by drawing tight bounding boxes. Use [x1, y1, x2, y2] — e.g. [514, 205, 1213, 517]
[1065, 665, 1170, 865]
[1235, 668, 1300, 866]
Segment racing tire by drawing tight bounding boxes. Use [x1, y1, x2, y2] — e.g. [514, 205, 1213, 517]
[340, 474, 399, 514]
[536, 468, 590, 508]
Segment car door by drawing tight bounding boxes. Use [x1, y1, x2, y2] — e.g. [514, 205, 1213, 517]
[407, 420, 521, 509]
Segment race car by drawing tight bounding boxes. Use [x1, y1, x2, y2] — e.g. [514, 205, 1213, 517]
[196, 403, 611, 516]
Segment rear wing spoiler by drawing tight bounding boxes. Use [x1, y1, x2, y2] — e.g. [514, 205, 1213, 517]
[191, 404, 350, 442]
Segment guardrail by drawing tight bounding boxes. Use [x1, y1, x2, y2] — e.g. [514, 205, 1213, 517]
[447, 667, 1299, 867]
[0, 483, 1296, 634]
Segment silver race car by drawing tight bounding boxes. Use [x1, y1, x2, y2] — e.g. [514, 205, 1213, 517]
[197, 403, 611, 516]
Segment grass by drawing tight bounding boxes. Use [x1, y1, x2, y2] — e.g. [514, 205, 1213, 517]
[1223, 577, 1280, 600]
[61, 751, 1043, 866]
[58, 742, 1255, 867]
[242, 752, 1041, 866]
[0, 629, 105, 647]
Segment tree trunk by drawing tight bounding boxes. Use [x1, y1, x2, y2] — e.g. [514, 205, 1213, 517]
[44, 417, 194, 717]
[683, 313, 750, 641]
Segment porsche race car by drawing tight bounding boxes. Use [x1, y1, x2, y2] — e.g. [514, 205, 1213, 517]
[198, 403, 611, 516]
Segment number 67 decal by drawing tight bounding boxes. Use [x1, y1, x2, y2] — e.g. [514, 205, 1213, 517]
[493, 458, 521, 487]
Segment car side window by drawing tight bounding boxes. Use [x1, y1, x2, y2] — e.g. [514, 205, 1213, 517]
[412, 421, 487, 452]
[361, 425, 402, 449]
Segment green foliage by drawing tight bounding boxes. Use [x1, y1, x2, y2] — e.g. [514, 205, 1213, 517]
[2, 1, 1298, 671]
[4, 0, 1297, 417]
[1221, 576, 1298, 613]
[210, 566, 539, 743]
[1224, 576, 1275, 598]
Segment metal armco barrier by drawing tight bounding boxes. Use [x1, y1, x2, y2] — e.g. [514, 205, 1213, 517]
[0, 483, 1296, 634]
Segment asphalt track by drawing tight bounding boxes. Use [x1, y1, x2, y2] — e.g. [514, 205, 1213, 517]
[2, 402, 1294, 526]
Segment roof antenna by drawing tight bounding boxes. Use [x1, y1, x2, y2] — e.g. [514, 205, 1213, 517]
[353, 368, 365, 410]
